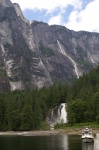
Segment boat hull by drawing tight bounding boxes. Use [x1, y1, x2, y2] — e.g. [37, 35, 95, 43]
[81, 127, 94, 143]
[82, 138, 94, 143]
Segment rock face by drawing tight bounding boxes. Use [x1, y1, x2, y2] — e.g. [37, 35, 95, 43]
[0, 0, 99, 91]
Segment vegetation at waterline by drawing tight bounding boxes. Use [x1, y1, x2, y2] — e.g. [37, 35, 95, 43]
[0, 84, 67, 131]
[0, 65, 99, 131]
[55, 122, 99, 130]
[67, 65, 99, 125]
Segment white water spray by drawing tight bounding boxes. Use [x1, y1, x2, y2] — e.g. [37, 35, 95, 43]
[60, 103, 67, 123]
[47, 103, 67, 125]
[57, 40, 79, 78]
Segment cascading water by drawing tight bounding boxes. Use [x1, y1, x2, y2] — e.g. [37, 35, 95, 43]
[60, 103, 67, 123]
[57, 40, 79, 78]
[47, 103, 67, 126]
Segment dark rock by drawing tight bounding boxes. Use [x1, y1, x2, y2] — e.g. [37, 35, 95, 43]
[0, 0, 99, 91]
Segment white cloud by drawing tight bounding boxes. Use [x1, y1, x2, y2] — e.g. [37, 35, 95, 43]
[10, 0, 82, 13]
[65, 0, 99, 32]
[48, 14, 63, 25]
[10, 0, 99, 32]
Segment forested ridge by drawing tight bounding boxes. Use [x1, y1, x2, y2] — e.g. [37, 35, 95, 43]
[67, 65, 99, 124]
[0, 65, 99, 131]
[0, 85, 67, 131]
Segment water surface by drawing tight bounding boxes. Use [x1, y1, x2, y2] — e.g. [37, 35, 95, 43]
[0, 134, 99, 150]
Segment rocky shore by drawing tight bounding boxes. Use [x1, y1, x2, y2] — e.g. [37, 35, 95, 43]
[0, 128, 99, 136]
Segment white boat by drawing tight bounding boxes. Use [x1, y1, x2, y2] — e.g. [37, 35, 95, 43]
[81, 128, 94, 143]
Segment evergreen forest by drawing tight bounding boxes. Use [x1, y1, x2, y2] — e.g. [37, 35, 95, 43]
[0, 65, 99, 131]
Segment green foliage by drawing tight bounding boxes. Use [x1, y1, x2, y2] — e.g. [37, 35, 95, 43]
[55, 122, 99, 129]
[40, 122, 49, 130]
[0, 65, 99, 130]
[33, 98, 43, 129]
[67, 99, 87, 124]
[0, 68, 6, 78]
[0, 82, 69, 131]
[67, 65, 99, 124]
[40, 44, 55, 57]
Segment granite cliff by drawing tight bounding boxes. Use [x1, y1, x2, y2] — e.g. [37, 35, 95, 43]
[0, 0, 99, 91]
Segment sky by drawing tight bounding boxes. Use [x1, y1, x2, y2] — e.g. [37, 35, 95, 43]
[10, 0, 99, 33]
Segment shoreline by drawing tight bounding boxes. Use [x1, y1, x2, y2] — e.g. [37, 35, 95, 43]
[0, 128, 99, 136]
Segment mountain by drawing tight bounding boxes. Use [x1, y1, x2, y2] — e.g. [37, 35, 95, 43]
[0, 0, 99, 91]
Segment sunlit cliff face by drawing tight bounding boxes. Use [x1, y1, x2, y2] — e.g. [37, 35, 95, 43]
[0, 0, 99, 91]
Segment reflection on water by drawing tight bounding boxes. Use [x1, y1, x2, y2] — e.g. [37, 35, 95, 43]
[68, 135, 82, 150]
[46, 135, 68, 150]
[94, 134, 99, 150]
[0, 134, 99, 150]
[0, 135, 69, 150]
[82, 134, 99, 150]
[82, 143, 94, 150]
[61, 135, 68, 149]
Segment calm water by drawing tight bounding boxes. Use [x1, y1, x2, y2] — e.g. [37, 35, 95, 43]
[0, 134, 99, 150]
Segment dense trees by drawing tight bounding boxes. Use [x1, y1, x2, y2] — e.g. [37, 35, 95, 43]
[67, 99, 87, 124]
[67, 65, 99, 124]
[0, 84, 64, 131]
[0, 65, 99, 130]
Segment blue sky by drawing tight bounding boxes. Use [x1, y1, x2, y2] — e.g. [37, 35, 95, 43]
[11, 0, 99, 32]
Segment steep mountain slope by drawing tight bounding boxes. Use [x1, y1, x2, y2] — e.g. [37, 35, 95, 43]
[0, 0, 52, 91]
[0, 0, 99, 91]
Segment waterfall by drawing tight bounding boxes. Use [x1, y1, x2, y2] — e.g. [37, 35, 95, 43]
[60, 103, 67, 123]
[57, 40, 79, 78]
[47, 103, 67, 126]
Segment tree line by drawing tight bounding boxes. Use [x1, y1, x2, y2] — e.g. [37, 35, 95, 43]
[0, 65, 99, 130]
[0, 84, 67, 131]
[67, 65, 99, 124]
